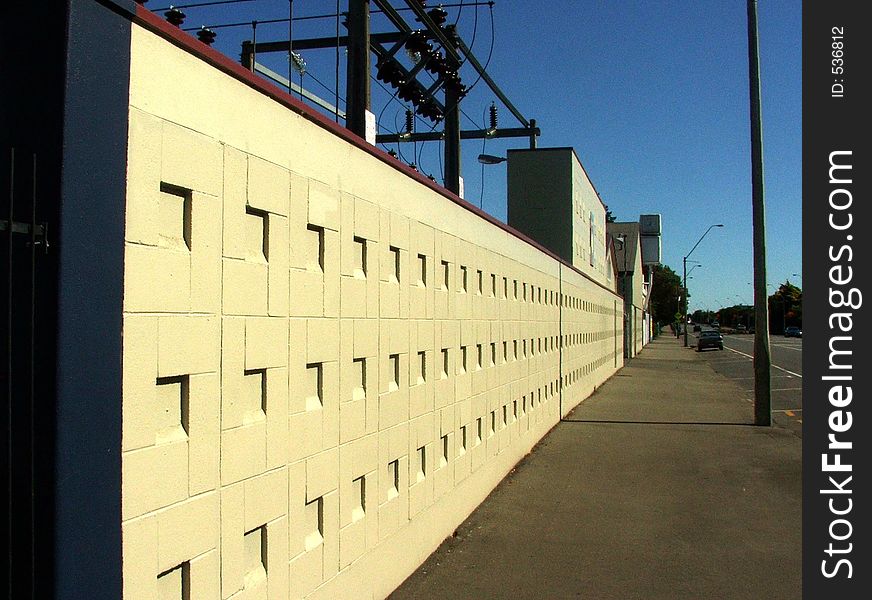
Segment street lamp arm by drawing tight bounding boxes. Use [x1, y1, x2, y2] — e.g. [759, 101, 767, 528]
[684, 224, 724, 261]
[682, 224, 723, 347]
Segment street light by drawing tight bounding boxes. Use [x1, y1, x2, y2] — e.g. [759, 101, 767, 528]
[684, 224, 724, 347]
[477, 153, 506, 165]
[477, 154, 508, 209]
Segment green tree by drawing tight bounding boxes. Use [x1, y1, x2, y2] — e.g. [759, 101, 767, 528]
[769, 280, 802, 333]
[649, 265, 684, 325]
[605, 205, 616, 223]
[692, 309, 714, 324]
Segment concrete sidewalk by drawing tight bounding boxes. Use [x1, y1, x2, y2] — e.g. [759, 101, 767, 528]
[390, 336, 801, 600]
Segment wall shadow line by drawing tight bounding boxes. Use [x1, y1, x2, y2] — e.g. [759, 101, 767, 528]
[560, 419, 757, 427]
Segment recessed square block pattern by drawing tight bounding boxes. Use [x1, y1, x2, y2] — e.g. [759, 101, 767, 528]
[157, 186, 191, 251]
[123, 23, 625, 600]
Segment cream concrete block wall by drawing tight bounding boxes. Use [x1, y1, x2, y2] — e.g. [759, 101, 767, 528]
[122, 21, 625, 600]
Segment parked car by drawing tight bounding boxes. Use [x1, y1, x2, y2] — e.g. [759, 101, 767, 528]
[784, 326, 802, 338]
[736, 324, 747, 333]
[697, 331, 724, 351]
[710, 321, 720, 330]
[692, 324, 702, 332]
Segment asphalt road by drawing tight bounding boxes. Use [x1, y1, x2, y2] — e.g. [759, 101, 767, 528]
[690, 329, 803, 436]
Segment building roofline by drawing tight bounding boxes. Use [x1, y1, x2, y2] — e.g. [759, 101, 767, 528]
[507, 147, 608, 211]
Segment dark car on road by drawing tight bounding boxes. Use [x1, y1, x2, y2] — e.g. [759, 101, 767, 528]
[697, 330, 724, 351]
[784, 326, 802, 338]
[693, 324, 702, 332]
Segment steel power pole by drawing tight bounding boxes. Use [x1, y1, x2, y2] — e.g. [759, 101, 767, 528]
[748, 0, 771, 426]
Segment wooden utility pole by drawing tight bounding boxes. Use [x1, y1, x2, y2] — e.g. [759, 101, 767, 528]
[346, 0, 371, 138]
[444, 85, 462, 195]
[747, 0, 771, 425]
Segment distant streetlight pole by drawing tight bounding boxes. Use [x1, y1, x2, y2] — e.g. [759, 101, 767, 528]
[685, 263, 701, 320]
[683, 225, 723, 347]
[748, 0, 771, 426]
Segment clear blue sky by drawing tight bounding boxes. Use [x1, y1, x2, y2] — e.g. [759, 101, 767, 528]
[157, 0, 802, 314]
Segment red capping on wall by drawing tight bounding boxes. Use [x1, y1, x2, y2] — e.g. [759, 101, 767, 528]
[130, 5, 618, 298]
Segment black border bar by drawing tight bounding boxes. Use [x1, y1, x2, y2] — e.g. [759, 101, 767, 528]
[803, 2, 869, 597]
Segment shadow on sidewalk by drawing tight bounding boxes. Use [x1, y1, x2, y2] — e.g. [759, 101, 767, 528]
[562, 419, 760, 427]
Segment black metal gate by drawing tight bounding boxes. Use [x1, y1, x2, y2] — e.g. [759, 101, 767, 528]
[2, 147, 49, 598]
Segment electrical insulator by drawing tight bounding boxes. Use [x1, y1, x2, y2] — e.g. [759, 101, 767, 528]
[377, 61, 406, 89]
[398, 81, 424, 105]
[415, 98, 443, 123]
[424, 51, 444, 75]
[428, 6, 448, 26]
[165, 7, 186, 27]
[376, 63, 391, 83]
[197, 27, 217, 46]
[406, 31, 433, 56]
[388, 149, 398, 158]
[290, 51, 307, 75]
[443, 71, 465, 95]
[405, 110, 414, 134]
[489, 103, 498, 130]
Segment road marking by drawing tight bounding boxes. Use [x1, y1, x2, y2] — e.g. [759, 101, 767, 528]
[731, 375, 795, 380]
[771, 387, 803, 392]
[727, 337, 802, 345]
[724, 346, 802, 378]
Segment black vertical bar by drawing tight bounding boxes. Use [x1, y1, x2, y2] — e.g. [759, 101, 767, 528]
[444, 87, 461, 195]
[5, 146, 13, 600]
[804, 2, 867, 598]
[346, 0, 371, 138]
[29, 152, 37, 596]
